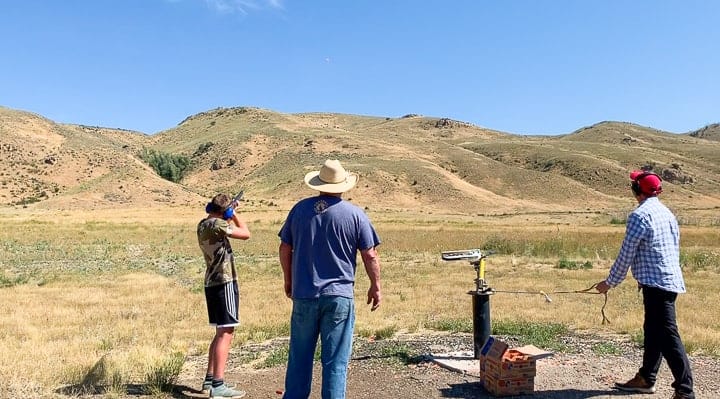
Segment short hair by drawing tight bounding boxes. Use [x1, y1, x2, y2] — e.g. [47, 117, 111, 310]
[207, 193, 231, 213]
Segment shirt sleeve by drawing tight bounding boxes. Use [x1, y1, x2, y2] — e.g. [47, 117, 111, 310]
[278, 204, 296, 245]
[606, 212, 648, 287]
[357, 212, 381, 250]
[214, 218, 232, 236]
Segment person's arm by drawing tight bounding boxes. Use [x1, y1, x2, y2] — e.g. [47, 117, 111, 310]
[596, 214, 645, 293]
[279, 242, 293, 298]
[360, 246, 381, 311]
[228, 212, 250, 240]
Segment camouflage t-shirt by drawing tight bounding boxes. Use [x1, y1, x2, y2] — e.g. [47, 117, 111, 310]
[197, 217, 237, 287]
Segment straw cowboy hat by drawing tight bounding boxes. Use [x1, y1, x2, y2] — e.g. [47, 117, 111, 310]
[304, 159, 359, 193]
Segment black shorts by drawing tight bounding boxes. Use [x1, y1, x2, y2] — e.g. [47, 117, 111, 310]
[205, 281, 239, 328]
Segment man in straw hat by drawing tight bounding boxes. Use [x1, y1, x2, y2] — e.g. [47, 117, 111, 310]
[596, 171, 694, 399]
[278, 159, 382, 399]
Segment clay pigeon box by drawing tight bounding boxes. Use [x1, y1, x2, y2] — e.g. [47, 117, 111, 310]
[479, 336, 553, 397]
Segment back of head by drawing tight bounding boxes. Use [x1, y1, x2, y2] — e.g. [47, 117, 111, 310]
[207, 193, 231, 214]
[630, 170, 663, 196]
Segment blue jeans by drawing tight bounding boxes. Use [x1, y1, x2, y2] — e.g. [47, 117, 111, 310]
[283, 296, 355, 399]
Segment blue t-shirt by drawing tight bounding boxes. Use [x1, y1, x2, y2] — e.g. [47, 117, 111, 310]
[278, 195, 381, 299]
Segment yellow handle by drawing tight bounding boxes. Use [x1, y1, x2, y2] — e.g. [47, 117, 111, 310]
[479, 258, 486, 280]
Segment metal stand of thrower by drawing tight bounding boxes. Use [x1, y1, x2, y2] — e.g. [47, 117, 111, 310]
[471, 253, 493, 294]
[441, 249, 495, 293]
[441, 249, 495, 359]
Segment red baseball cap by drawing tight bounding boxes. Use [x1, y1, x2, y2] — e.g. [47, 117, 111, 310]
[630, 170, 663, 195]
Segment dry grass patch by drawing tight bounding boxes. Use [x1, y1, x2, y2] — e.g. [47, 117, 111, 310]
[0, 273, 208, 397]
[352, 252, 720, 356]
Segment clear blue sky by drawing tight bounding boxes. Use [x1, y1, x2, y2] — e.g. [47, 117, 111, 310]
[2, 1, 718, 135]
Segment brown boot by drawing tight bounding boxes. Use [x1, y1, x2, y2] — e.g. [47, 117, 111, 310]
[614, 373, 656, 394]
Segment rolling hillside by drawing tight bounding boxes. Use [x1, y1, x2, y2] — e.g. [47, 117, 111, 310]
[0, 107, 203, 210]
[689, 123, 720, 141]
[1, 105, 719, 216]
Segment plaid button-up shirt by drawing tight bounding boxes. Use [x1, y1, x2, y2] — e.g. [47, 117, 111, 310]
[606, 197, 686, 293]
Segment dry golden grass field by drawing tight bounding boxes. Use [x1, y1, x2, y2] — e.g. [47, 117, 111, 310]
[1, 206, 718, 397]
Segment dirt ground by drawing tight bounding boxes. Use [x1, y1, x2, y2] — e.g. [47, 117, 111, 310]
[174, 332, 719, 399]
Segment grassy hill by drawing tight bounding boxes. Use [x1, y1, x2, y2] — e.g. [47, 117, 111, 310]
[2, 105, 719, 216]
[0, 107, 203, 210]
[688, 123, 720, 141]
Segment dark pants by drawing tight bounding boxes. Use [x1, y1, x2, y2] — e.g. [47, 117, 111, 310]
[639, 286, 694, 398]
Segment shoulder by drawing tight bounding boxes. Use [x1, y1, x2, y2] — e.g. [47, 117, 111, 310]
[340, 201, 373, 224]
[634, 198, 656, 215]
[214, 218, 230, 229]
[628, 202, 651, 224]
[287, 197, 318, 214]
[291, 196, 321, 208]
[283, 197, 321, 222]
[200, 217, 230, 234]
[197, 217, 212, 232]
[638, 197, 673, 216]
[337, 199, 368, 214]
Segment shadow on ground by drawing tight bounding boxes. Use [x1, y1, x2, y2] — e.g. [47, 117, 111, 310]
[55, 383, 208, 398]
[440, 381, 636, 398]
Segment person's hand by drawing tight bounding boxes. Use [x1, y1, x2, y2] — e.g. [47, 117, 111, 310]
[223, 207, 235, 220]
[595, 280, 611, 294]
[367, 285, 381, 311]
[284, 280, 292, 298]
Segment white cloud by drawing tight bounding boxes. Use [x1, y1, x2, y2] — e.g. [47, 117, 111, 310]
[203, 0, 283, 14]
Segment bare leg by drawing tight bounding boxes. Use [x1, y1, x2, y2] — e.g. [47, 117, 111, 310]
[212, 327, 235, 380]
[207, 335, 219, 376]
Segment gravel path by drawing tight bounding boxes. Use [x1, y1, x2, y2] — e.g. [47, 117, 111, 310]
[176, 332, 719, 399]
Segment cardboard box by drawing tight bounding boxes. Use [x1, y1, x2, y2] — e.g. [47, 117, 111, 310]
[479, 336, 553, 397]
[481, 336, 509, 359]
[483, 374, 535, 396]
[483, 350, 536, 379]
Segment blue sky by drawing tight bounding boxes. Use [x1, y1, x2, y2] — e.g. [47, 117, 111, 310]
[1, 1, 718, 135]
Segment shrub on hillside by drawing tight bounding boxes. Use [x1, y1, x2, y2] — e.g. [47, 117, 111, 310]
[193, 142, 213, 157]
[139, 148, 190, 183]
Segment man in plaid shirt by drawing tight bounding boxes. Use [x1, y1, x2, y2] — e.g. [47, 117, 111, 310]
[596, 171, 694, 399]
